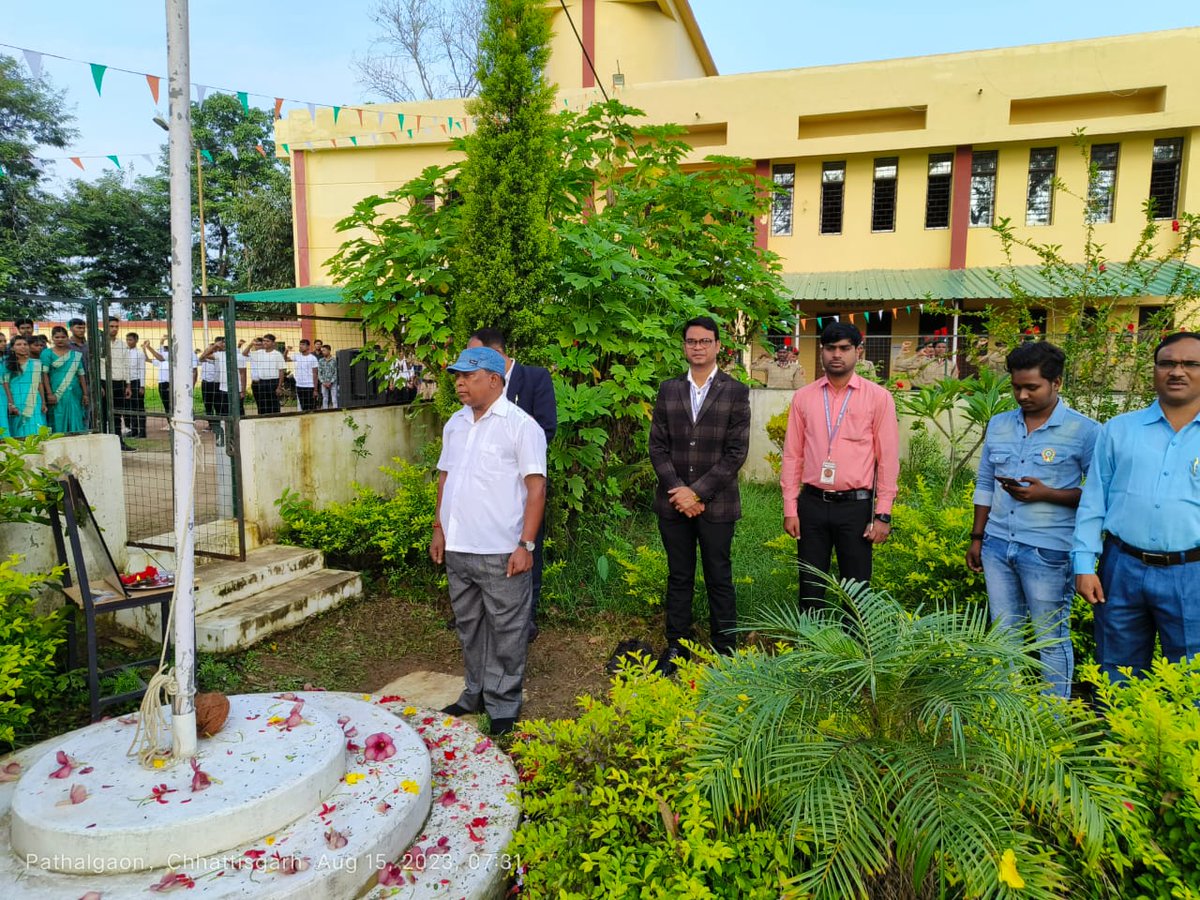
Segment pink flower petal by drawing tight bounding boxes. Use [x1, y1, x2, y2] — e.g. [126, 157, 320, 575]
[189, 759, 212, 793]
[78, 892, 103, 900]
[472, 738, 493, 754]
[378, 861, 405, 887]
[437, 789, 458, 807]
[0, 761, 21, 782]
[324, 828, 348, 850]
[49, 750, 75, 779]
[375, 800, 392, 813]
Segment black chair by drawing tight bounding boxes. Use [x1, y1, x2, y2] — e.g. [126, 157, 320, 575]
[48, 474, 173, 721]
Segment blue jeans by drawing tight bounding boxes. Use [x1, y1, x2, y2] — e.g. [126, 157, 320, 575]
[981, 536, 1074, 698]
[1095, 540, 1200, 684]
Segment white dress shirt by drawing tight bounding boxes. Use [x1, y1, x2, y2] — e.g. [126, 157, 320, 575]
[247, 349, 285, 383]
[687, 365, 717, 422]
[109, 339, 131, 381]
[436, 395, 547, 554]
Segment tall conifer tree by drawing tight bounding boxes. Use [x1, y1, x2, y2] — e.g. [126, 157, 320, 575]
[453, 0, 557, 355]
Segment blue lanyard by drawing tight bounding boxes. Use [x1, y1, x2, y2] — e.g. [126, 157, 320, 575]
[823, 385, 852, 457]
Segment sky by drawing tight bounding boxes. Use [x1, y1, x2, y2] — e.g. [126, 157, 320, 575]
[5, 0, 1198, 191]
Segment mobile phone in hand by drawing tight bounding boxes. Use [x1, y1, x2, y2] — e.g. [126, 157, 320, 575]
[996, 476, 1022, 487]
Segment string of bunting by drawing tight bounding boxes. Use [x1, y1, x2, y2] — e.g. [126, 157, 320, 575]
[797, 303, 928, 330]
[3, 40, 478, 163]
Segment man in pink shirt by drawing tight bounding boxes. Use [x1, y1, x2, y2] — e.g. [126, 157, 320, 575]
[781, 322, 900, 610]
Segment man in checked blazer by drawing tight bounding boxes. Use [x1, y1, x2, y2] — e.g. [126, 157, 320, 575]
[649, 316, 752, 675]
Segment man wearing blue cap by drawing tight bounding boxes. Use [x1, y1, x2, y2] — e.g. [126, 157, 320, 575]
[430, 345, 548, 736]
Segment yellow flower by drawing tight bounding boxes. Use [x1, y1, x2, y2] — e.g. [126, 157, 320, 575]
[345, 772, 365, 785]
[152, 758, 165, 769]
[998, 848, 1025, 889]
[361, 694, 372, 701]
[442, 717, 454, 727]
[403, 706, 417, 716]
[736, 693, 750, 703]
[267, 716, 284, 725]
[265, 835, 276, 846]
[400, 780, 420, 794]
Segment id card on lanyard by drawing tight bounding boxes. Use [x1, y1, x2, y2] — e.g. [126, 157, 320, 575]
[821, 385, 852, 485]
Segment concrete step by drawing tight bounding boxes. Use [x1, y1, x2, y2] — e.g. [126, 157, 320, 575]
[195, 568, 362, 653]
[117, 544, 327, 639]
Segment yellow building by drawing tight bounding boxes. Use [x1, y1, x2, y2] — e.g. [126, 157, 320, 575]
[275, 0, 1200, 377]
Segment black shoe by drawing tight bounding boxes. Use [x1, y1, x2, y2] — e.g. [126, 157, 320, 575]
[445, 616, 457, 631]
[527, 620, 539, 643]
[121, 443, 136, 452]
[655, 644, 689, 677]
[441, 702, 476, 716]
[489, 716, 517, 736]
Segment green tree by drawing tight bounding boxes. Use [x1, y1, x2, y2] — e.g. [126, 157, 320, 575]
[694, 575, 1125, 900]
[59, 171, 171, 310]
[0, 55, 77, 315]
[150, 94, 294, 293]
[451, 0, 557, 354]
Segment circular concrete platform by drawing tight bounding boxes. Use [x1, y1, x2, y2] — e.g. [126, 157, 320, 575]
[11, 694, 352, 873]
[0, 693, 523, 898]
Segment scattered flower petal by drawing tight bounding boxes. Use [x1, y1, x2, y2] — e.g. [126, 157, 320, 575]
[345, 772, 364, 785]
[375, 800, 392, 813]
[0, 761, 21, 782]
[56, 783, 89, 806]
[400, 780, 420, 794]
[148, 872, 195, 892]
[438, 789, 458, 807]
[378, 862, 406, 886]
[189, 759, 212, 793]
[472, 738, 493, 754]
[50, 750, 77, 779]
[364, 732, 396, 763]
[402, 706, 417, 716]
[324, 828, 348, 850]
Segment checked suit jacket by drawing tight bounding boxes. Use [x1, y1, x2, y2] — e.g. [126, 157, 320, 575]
[649, 369, 751, 523]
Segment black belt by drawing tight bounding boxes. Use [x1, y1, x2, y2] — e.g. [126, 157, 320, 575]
[802, 485, 872, 503]
[1110, 536, 1200, 567]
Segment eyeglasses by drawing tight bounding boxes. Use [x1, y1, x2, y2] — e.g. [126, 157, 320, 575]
[1154, 359, 1200, 372]
[684, 338, 716, 347]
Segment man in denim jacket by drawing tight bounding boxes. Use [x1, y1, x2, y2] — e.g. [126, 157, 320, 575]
[965, 341, 1099, 698]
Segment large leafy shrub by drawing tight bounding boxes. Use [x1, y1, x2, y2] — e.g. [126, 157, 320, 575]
[692, 574, 1123, 900]
[509, 657, 805, 898]
[1086, 658, 1200, 900]
[0, 556, 65, 747]
[275, 460, 436, 572]
[871, 478, 986, 611]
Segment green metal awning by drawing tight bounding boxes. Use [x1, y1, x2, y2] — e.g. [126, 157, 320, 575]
[231, 285, 349, 304]
[781, 261, 1200, 305]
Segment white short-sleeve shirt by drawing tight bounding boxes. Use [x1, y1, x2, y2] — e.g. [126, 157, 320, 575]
[292, 352, 319, 388]
[437, 395, 547, 555]
[248, 349, 285, 382]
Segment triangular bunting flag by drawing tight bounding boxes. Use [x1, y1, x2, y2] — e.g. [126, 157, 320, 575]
[415, 115, 421, 131]
[864, 311, 870, 322]
[833, 315, 840, 322]
[397, 114, 404, 130]
[23, 50, 43, 80]
[106, 154, 120, 169]
[281, 143, 290, 155]
[255, 144, 267, 157]
[200, 149, 213, 163]
[447, 116, 453, 130]
[146, 74, 161, 104]
[377, 111, 384, 128]
[306, 103, 316, 122]
[90, 63, 107, 96]
[877, 309, 884, 317]
[141, 154, 154, 165]
[196, 84, 210, 103]
[333, 106, 341, 124]
[906, 305, 912, 314]
[439, 124, 447, 134]
[237, 91, 249, 115]
[406, 129, 413, 139]
[69, 157, 85, 171]
[274, 97, 284, 119]
[817, 318, 823, 328]
[0, 164, 5, 178]
[799, 318, 808, 330]
[349, 136, 357, 146]
[356, 108, 363, 126]
[388, 132, 398, 141]
[919, 304, 925, 310]
[330, 138, 338, 148]
[848, 313, 856, 323]
[228, 146, 239, 160]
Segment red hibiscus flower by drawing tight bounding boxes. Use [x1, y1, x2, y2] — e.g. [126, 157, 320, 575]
[190, 759, 212, 793]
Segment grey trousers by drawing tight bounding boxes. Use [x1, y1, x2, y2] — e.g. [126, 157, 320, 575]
[445, 551, 532, 719]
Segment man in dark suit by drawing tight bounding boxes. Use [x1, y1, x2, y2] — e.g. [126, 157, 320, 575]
[467, 329, 558, 632]
[649, 316, 751, 674]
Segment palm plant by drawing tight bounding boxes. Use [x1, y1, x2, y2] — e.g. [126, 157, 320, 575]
[691, 572, 1124, 900]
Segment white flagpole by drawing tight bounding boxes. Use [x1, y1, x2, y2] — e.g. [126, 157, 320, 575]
[165, 0, 197, 758]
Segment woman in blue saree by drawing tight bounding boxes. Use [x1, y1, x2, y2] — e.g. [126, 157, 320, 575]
[4, 336, 51, 438]
[41, 326, 88, 434]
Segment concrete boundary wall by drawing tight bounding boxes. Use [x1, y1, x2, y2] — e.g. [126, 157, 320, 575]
[239, 405, 440, 540]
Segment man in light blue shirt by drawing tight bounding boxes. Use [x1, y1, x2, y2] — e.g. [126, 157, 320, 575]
[967, 341, 1099, 698]
[1074, 332, 1200, 683]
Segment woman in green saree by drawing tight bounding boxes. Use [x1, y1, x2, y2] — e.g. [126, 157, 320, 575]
[4, 335, 51, 438]
[41, 325, 88, 434]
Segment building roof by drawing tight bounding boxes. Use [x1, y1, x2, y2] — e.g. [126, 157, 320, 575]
[782, 261, 1200, 305]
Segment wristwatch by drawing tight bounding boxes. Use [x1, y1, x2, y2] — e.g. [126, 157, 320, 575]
[521, 540, 536, 552]
[874, 513, 892, 525]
